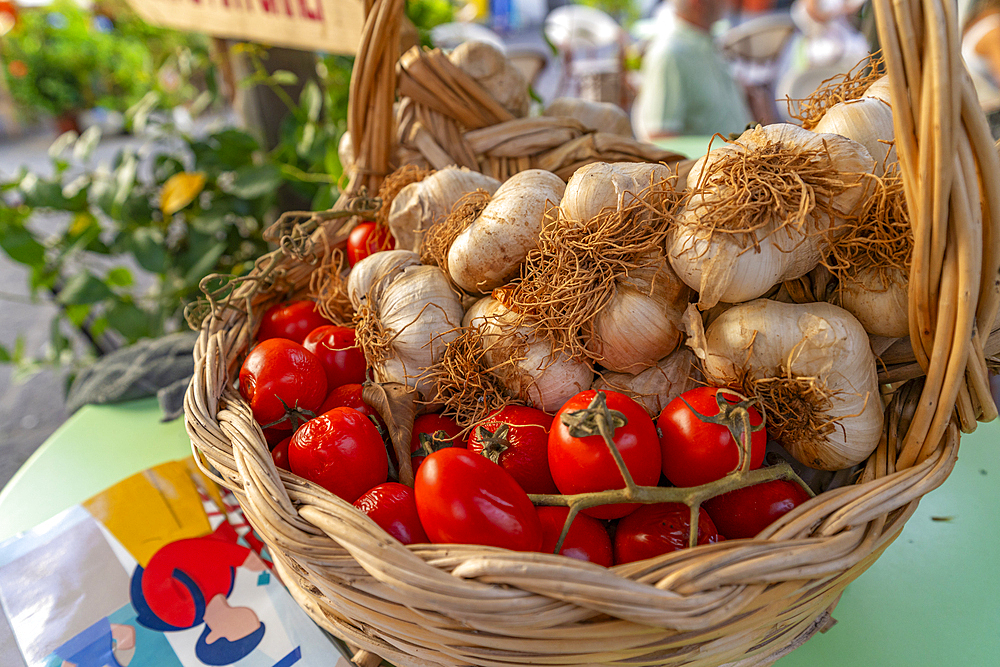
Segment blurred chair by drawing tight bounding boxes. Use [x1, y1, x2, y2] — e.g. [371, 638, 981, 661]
[544, 6, 629, 108]
[430, 22, 507, 53]
[718, 12, 797, 123]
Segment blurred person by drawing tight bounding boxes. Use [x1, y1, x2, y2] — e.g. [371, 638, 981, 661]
[963, 0, 1000, 138]
[633, 0, 753, 138]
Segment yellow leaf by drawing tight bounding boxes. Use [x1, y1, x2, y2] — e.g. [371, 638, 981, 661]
[161, 172, 206, 216]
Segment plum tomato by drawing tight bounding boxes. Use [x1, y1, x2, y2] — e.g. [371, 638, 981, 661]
[613, 503, 723, 565]
[703, 479, 811, 540]
[354, 482, 429, 545]
[658, 387, 766, 488]
[410, 413, 464, 473]
[347, 221, 395, 267]
[271, 436, 291, 471]
[238, 338, 328, 430]
[257, 300, 332, 344]
[288, 407, 388, 502]
[302, 325, 367, 389]
[320, 383, 386, 432]
[468, 405, 557, 494]
[537, 507, 612, 567]
[414, 447, 542, 551]
[548, 390, 661, 520]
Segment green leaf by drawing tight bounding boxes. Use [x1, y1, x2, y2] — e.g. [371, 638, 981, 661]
[106, 302, 153, 342]
[128, 228, 168, 274]
[227, 164, 281, 200]
[57, 272, 115, 305]
[74, 126, 102, 163]
[270, 69, 299, 86]
[64, 303, 91, 328]
[301, 80, 323, 122]
[182, 241, 226, 286]
[297, 122, 317, 158]
[311, 186, 335, 211]
[210, 129, 260, 171]
[154, 155, 186, 183]
[0, 225, 46, 266]
[48, 131, 78, 160]
[113, 152, 139, 208]
[0, 344, 12, 363]
[106, 267, 135, 288]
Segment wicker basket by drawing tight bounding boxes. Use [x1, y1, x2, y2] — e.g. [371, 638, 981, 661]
[183, 0, 1000, 663]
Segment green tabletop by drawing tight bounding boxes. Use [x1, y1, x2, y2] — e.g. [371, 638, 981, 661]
[0, 398, 997, 666]
[655, 134, 719, 160]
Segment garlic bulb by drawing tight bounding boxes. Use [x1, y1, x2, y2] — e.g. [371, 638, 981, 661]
[544, 97, 633, 137]
[349, 256, 464, 399]
[863, 75, 892, 105]
[448, 169, 565, 294]
[347, 249, 421, 307]
[835, 267, 910, 338]
[813, 97, 896, 174]
[467, 297, 593, 412]
[389, 167, 502, 252]
[699, 299, 883, 470]
[586, 253, 691, 373]
[561, 162, 674, 222]
[668, 123, 875, 309]
[449, 41, 529, 118]
[338, 131, 354, 172]
[592, 347, 700, 416]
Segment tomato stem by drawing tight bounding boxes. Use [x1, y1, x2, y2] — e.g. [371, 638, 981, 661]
[262, 397, 317, 431]
[474, 424, 511, 465]
[418, 430, 459, 457]
[678, 390, 765, 476]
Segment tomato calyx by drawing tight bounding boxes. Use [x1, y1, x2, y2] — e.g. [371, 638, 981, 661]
[261, 396, 318, 431]
[678, 390, 766, 474]
[473, 424, 512, 464]
[533, 391, 811, 554]
[418, 430, 460, 457]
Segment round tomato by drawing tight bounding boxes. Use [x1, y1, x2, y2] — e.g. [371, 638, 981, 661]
[548, 390, 661, 520]
[271, 436, 291, 471]
[302, 325, 367, 389]
[319, 383, 386, 431]
[468, 405, 556, 494]
[347, 221, 395, 267]
[415, 448, 542, 551]
[410, 413, 464, 472]
[537, 506, 612, 567]
[239, 338, 328, 430]
[257, 300, 332, 344]
[614, 503, 723, 565]
[658, 387, 766, 488]
[288, 407, 388, 502]
[354, 482, 429, 545]
[703, 479, 811, 540]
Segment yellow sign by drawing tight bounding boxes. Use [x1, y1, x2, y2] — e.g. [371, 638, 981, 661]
[125, 0, 366, 55]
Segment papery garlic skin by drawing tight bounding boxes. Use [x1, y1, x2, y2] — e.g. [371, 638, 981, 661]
[544, 97, 634, 137]
[349, 258, 464, 399]
[668, 124, 875, 309]
[347, 249, 422, 307]
[813, 97, 897, 174]
[592, 347, 700, 416]
[835, 267, 910, 338]
[448, 169, 565, 294]
[388, 167, 502, 252]
[585, 255, 691, 373]
[863, 75, 892, 106]
[468, 297, 593, 412]
[702, 299, 883, 470]
[449, 41, 529, 118]
[561, 162, 674, 223]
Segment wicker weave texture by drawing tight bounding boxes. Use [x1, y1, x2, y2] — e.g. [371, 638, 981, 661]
[183, 0, 1000, 663]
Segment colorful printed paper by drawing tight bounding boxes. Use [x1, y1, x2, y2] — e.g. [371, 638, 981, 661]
[0, 458, 353, 667]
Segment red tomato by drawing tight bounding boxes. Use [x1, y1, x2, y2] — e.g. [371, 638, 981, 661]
[302, 325, 367, 389]
[548, 390, 661, 520]
[354, 482, 429, 545]
[272, 436, 291, 471]
[537, 507, 612, 567]
[257, 300, 332, 344]
[703, 480, 811, 540]
[239, 338, 328, 430]
[288, 407, 388, 502]
[410, 413, 464, 472]
[614, 503, 723, 565]
[347, 221, 395, 267]
[415, 448, 542, 551]
[658, 387, 766, 488]
[468, 405, 557, 494]
[319, 383, 386, 432]
[263, 425, 290, 448]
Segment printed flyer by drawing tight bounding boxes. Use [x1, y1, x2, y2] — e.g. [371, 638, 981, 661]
[0, 458, 353, 667]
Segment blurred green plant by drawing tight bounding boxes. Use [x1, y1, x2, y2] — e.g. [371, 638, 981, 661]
[406, 0, 456, 46]
[0, 0, 215, 120]
[577, 0, 640, 28]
